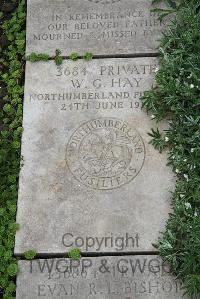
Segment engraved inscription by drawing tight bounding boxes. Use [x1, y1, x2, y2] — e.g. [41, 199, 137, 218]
[66, 118, 145, 190]
[32, 10, 167, 42]
[29, 62, 157, 113]
[27, 0, 171, 55]
[16, 257, 186, 298]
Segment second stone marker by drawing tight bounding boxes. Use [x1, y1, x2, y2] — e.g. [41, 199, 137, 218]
[16, 256, 188, 299]
[15, 58, 175, 254]
[27, 0, 170, 56]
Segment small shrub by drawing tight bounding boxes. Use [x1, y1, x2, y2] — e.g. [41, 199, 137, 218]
[25, 52, 49, 62]
[68, 248, 81, 260]
[69, 52, 79, 61]
[23, 249, 37, 260]
[84, 52, 93, 61]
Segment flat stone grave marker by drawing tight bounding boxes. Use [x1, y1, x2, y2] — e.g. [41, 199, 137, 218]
[27, 0, 171, 56]
[15, 58, 175, 254]
[16, 256, 188, 298]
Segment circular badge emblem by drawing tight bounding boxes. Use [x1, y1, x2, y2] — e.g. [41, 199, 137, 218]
[66, 118, 145, 190]
[88, 0, 121, 4]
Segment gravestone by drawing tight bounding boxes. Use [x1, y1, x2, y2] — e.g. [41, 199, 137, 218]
[16, 256, 188, 299]
[26, 0, 170, 56]
[15, 58, 175, 254]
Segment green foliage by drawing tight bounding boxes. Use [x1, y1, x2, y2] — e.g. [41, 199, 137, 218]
[148, 128, 167, 152]
[26, 50, 93, 64]
[6, 264, 18, 277]
[54, 49, 63, 66]
[55, 48, 61, 56]
[54, 55, 63, 66]
[84, 52, 93, 61]
[26, 52, 49, 62]
[69, 52, 79, 61]
[68, 248, 81, 260]
[0, 0, 25, 297]
[142, 1, 200, 297]
[23, 249, 37, 260]
[2, 282, 16, 299]
[55, 56, 63, 65]
[152, 0, 199, 20]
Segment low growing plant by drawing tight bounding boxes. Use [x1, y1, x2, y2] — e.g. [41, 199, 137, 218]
[54, 48, 63, 66]
[142, 1, 200, 297]
[68, 248, 81, 260]
[83, 52, 93, 61]
[23, 249, 37, 260]
[25, 52, 49, 62]
[69, 52, 79, 61]
[0, 1, 25, 298]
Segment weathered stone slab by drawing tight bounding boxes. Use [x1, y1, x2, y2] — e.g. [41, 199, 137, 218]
[15, 58, 175, 254]
[27, 0, 170, 56]
[16, 256, 188, 299]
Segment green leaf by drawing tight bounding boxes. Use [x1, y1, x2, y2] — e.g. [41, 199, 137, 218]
[68, 248, 81, 260]
[25, 52, 49, 62]
[83, 52, 93, 61]
[23, 249, 37, 260]
[69, 52, 79, 61]
[7, 264, 18, 276]
[55, 55, 63, 66]
[12, 141, 21, 149]
[148, 128, 167, 152]
[55, 49, 61, 56]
